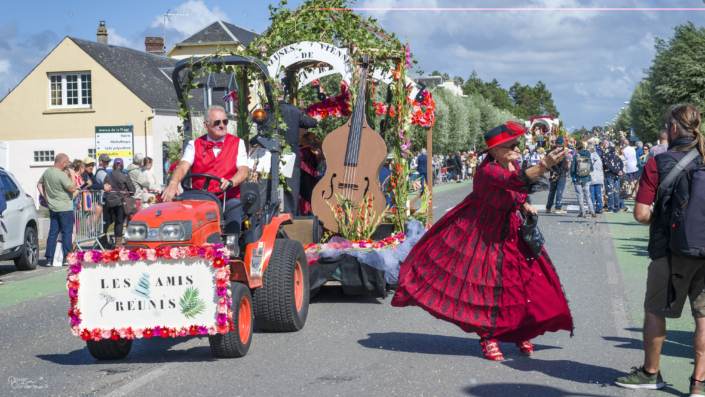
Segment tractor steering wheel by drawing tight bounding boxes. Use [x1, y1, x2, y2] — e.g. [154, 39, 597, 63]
[181, 173, 228, 196]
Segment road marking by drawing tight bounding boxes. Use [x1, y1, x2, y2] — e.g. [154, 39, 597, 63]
[433, 206, 438, 209]
[611, 299, 632, 339]
[445, 208, 452, 212]
[105, 365, 169, 397]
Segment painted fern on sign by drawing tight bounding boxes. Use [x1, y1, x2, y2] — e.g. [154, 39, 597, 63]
[179, 286, 206, 319]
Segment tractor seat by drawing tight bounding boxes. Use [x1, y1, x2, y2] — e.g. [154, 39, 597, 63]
[178, 190, 223, 217]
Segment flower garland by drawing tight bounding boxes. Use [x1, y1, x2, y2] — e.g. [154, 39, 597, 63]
[67, 245, 234, 342]
[304, 232, 406, 258]
[305, 81, 352, 119]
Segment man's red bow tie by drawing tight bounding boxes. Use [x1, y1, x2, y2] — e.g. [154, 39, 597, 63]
[206, 141, 224, 150]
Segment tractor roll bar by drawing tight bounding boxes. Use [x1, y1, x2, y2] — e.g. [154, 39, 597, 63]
[171, 55, 276, 139]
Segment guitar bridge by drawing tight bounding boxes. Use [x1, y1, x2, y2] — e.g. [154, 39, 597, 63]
[338, 183, 359, 190]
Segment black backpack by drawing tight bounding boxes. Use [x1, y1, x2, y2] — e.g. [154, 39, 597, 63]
[667, 160, 705, 259]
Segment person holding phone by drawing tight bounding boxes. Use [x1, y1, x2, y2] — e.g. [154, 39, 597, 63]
[392, 122, 573, 362]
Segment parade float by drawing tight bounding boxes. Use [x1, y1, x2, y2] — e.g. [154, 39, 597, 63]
[70, 2, 438, 361]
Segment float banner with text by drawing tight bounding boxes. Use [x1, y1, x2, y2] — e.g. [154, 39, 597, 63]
[77, 258, 218, 330]
[95, 126, 134, 167]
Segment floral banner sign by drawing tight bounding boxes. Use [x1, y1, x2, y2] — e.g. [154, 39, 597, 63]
[67, 245, 235, 341]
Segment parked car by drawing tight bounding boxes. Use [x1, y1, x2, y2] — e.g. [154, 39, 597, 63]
[0, 169, 39, 270]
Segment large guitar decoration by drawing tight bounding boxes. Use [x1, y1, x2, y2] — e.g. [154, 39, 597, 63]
[311, 55, 387, 233]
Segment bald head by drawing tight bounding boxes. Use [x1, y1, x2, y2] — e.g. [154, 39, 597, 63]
[54, 153, 70, 170]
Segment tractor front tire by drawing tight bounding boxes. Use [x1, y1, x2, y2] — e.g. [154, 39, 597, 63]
[252, 238, 309, 332]
[86, 338, 132, 360]
[209, 282, 253, 358]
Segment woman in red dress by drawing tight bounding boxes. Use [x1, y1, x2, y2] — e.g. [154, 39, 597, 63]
[392, 121, 573, 361]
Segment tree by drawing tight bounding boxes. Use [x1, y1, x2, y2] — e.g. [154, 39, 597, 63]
[454, 76, 464, 85]
[442, 72, 450, 80]
[509, 81, 560, 119]
[629, 79, 660, 142]
[431, 70, 442, 76]
[591, 126, 602, 132]
[613, 107, 632, 135]
[649, 22, 705, 118]
[576, 126, 588, 135]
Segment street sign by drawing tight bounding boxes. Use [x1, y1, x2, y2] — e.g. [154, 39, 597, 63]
[95, 126, 134, 167]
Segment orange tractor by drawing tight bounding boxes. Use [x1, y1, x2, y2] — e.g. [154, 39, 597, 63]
[115, 56, 309, 358]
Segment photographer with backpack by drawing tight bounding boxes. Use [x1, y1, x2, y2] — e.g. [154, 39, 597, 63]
[570, 141, 596, 218]
[614, 105, 705, 394]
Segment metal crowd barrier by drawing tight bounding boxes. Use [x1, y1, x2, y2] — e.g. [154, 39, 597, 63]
[73, 190, 105, 251]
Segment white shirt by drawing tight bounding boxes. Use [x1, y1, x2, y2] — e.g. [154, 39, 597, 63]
[623, 146, 638, 173]
[181, 134, 248, 168]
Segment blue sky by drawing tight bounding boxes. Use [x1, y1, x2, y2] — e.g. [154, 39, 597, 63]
[2, 0, 705, 130]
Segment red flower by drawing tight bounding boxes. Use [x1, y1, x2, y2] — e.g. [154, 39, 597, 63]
[81, 329, 91, 341]
[216, 278, 229, 288]
[138, 249, 147, 260]
[68, 307, 75, 318]
[143, 328, 153, 339]
[110, 328, 120, 340]
[212, 257, 225, 268]
[187, 245, 199, 257]
[160, 327, 169, 338]
[189, 325, 199, 336]
[91, 328, 101, 342]
[228, 320, 235, 331]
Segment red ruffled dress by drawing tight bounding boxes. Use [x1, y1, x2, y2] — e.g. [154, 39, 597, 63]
[392, 157, 573, 343]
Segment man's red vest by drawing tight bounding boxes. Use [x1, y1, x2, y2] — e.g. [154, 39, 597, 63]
[191, 134, 241, 199]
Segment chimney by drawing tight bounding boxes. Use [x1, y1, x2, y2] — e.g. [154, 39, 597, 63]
[145, 37, 165, 56]
[97, 21, 108, 44]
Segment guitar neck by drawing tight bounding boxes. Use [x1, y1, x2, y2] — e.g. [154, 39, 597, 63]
[344, 61, 370, 167]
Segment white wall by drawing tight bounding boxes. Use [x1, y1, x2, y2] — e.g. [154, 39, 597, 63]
[10, 114, 181, 201]
[152, 112, 182, 184]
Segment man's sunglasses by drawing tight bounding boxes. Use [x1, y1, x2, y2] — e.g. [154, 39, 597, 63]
[212, 119, 229, 127]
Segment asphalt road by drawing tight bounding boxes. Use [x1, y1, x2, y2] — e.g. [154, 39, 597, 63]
[0, 180, 653, 397]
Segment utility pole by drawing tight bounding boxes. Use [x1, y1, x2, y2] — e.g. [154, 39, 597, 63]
[162, 9, 188, 55]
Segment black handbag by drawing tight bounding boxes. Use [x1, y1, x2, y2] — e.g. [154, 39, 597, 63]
[520, 211, 545, 257]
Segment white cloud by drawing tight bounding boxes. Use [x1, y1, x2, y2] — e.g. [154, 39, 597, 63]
[151, 0, 230, 36]
[0, 60, 9, 74]
[106, 28, 139, 50]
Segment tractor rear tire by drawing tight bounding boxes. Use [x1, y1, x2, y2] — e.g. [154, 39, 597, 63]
[252, 238, 309, 332]
[209, 282, 253, 358]
[86, 338, 132, 360]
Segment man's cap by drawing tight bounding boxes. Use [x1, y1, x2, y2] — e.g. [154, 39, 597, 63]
[556, 137, 565, 145]
[83, 157, 96, 165]
[99, 153, 111, 162]
[114, 158, 124, 166]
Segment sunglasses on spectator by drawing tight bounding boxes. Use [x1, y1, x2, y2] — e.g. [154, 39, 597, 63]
[498, 143, 519, 150]
[212, 119, 229, 127]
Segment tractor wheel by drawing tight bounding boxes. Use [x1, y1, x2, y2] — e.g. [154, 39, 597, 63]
[252, 238, 309, 332]
[86, 338, 132, 360]
[208, 282, 253, 358]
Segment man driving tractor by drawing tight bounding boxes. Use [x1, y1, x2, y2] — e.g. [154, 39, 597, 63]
[161, 104, 248, 234]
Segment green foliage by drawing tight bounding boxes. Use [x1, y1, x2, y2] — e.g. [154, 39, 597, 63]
[508, 81, 559, 120]
[616, 23, 705, 143]
[179, 286, 206, 319]
[576, 126, 589, 135]
[649, 22, 705, 116]
[613, 108, 632, 135]
[462, 70, 559, 120]
[629, 79, 660, 142]
[429, 89, 520, 154]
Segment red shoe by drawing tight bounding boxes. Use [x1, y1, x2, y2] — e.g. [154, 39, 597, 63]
[517, 341, 534, 355]
[480, 339, 504, 361]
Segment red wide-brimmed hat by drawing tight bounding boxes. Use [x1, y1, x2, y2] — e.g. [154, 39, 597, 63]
[480, 121, 526, 154]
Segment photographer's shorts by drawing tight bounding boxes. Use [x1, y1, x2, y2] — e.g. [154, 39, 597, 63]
[644, 256, 705, 318]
